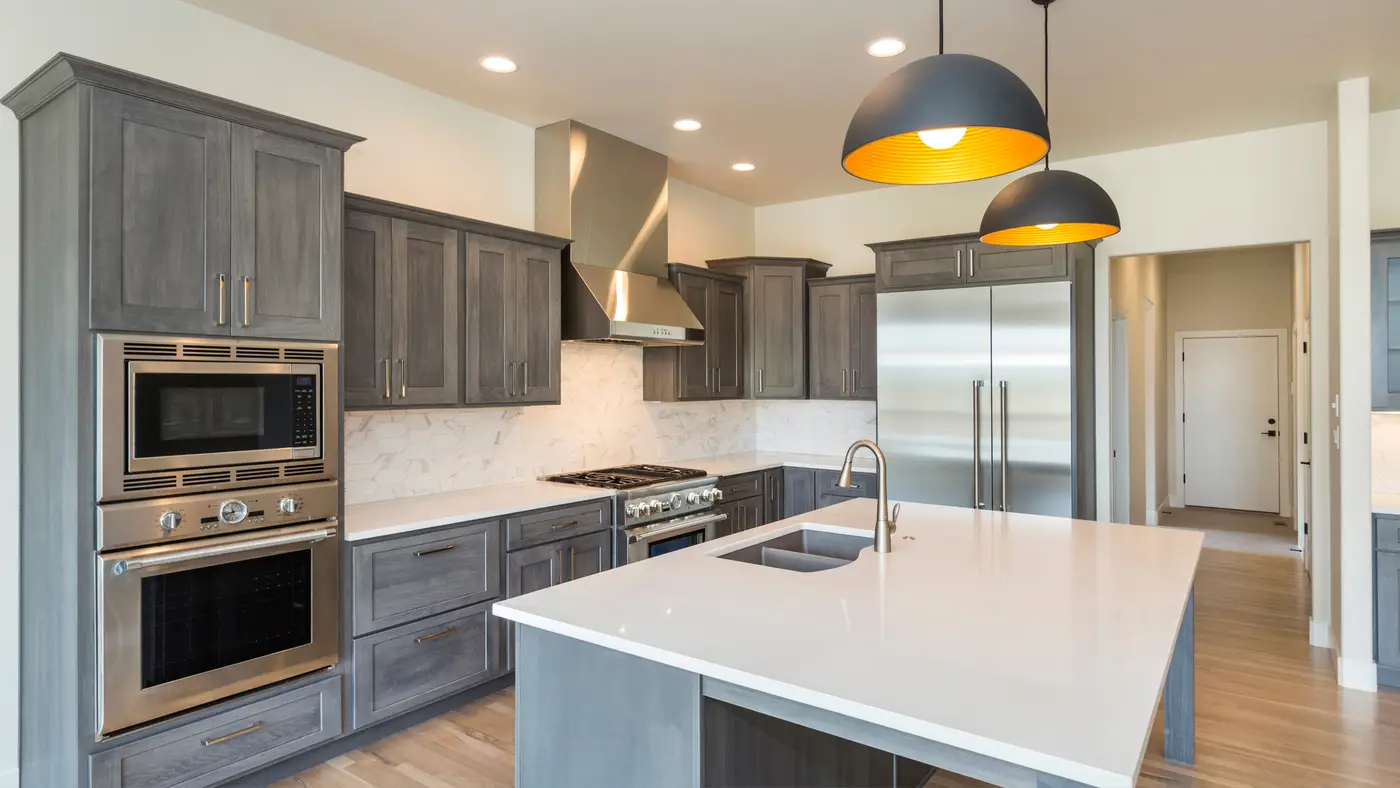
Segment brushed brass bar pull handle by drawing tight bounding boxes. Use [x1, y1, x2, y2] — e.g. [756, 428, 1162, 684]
[956, 249, 963, 279]
[203, 723, 262, 747]
[216, 274, 227, 326]
[570, 547, 576, 579]
[852, 369, 858, 394]
[241, 276, 252, 327]
[383, 358, 391, 400]
[508, 362, 515, 397]
[550, 520, 580, 531]
[522, 361, 529, 396]
[842, 369, 848, 396]
[758, 368, 764, 394]
[399, 359, 407, 398]
[414, 627, 456, 645]
[415, 544, 456, 557]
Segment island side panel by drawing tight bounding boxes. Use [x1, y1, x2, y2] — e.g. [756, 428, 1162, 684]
[1163, 588, 1196, 765]
[515, 626, 701, 788]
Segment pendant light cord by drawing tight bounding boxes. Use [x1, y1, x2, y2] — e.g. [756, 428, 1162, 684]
[938, 0, 945, 54]
[1043, 0, 1050, 169]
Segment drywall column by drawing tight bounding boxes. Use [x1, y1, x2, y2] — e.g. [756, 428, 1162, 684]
[1332, 77, 1375, 691]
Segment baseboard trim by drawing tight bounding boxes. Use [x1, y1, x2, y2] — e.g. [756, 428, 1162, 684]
[1337, 656, 1379, 692]
[1309, 617, 1333, 649]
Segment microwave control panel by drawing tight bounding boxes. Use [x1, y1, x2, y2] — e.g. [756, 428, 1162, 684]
[292, 375, 318, 448]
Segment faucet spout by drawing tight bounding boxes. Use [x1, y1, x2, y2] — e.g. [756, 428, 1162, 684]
[837, 439, 895, 553]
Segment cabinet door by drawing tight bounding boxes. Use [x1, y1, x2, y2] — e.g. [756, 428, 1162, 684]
[89, 89, 231, 334]
[750, 265, 806, 398]
[783, 467, 816, 518]
[966, 242, 1066, 284]
[507, 542, 563, 598]
[808, 283, 852, 399]
[762, 469, 785, 524]
[675, 270, 714, 400]
[1373, 239, 1400, 409]
[1379, 551, 1400, 667]
[466, 234, 519, 404]
[849, 279, 878, 400]
[231, 126, 342, 340]
[738, 497, 765, 532]
[561, 530, 612, 581]
[876, 243, 964, 291]
[713, 500, 740, 538]
[712, 278, 746, 398]
[392, 220, 460, 406]
[343, 211, 393, 408]
[515, 243, 562, 404]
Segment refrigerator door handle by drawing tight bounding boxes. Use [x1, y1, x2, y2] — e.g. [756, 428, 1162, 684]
[972, 380, 984, 508]
[999, 380, 1009, 511]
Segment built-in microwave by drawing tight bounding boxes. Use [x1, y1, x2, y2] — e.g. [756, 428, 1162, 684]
[96, 334, 339, 502]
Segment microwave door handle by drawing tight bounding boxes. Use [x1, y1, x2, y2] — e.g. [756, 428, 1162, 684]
[112, 525, 335, 575]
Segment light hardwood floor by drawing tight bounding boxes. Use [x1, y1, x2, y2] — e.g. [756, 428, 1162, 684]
[276, 548, 1400, 788]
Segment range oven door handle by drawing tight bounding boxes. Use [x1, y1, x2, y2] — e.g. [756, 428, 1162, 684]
[625, 512, 728, 544]
[111, 523, 337, 575]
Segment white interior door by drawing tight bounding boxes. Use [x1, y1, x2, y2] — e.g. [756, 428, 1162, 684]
[1182, 335, 1282, 512]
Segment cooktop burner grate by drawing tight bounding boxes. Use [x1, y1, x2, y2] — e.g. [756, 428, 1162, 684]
[545, 464, 708, 490]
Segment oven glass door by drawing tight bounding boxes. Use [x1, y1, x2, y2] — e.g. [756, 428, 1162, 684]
[97, 523, 339, 735]
[127, 361, 320, 471]
[648, 529, 706, 558]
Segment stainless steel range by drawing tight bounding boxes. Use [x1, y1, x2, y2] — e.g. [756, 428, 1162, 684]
[544, 465, 727, 565]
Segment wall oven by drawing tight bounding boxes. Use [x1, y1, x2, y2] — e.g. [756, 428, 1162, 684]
[97, 333, 339, 502]
[95, 481, 340, 736]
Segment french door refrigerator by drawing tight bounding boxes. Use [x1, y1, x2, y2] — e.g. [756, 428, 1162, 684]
[876, 281, 1078, 517]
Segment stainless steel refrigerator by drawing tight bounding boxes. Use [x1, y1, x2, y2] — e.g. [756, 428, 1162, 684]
[877, 281, 1083, 517]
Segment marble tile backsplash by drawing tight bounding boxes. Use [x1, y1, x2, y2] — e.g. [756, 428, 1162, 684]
[1373, 413, 1400, 494]
[344, 343, 880, 504]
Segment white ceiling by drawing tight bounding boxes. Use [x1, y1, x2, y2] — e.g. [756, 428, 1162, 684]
[183, 0, 1400, 206]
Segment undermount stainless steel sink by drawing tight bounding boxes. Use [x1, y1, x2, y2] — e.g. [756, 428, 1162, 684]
[717, 528, 873, 573]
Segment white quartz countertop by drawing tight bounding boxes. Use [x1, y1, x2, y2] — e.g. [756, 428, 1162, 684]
[1375, 493, 1400, 516]
[343, 481, 613, 542]
[493, 499, 1203, 788]
[680, 451, 879, 476]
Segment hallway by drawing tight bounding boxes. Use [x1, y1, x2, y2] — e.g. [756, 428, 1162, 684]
[277, 548, 1400, 788]
[1159, 506, 1299, 558]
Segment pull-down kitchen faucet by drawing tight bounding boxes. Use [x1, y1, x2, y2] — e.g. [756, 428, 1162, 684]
[837, 439, 897, 553]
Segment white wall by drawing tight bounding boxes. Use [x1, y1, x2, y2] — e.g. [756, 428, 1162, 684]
[1373, 109, 1400, 230]
[1109, 256, 1169, 525]
[670, 178, 755, 267]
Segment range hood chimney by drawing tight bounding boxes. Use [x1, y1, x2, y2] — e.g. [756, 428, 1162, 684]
[535, 120, 703, 346]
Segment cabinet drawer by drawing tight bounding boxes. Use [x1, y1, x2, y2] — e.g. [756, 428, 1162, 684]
[90, 675, 341, 788]
[507, 500, 609, 550]
[351, 602, 502, 729]
[719, 472, 764, 501]
[876, 244, 965, 291]
[352, 520, 501, 636]
[814, 468, 877, 499]
[1378, 516, 1400, 552]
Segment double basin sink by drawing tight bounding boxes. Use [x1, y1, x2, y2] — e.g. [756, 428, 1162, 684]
[717, 528, 872, 573]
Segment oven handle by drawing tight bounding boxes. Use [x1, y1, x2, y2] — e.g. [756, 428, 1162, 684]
[625, 512, 728, 544]
[112, 524, 337, 575]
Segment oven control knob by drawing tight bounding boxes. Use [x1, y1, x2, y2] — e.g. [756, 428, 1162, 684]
[158, 511, 182, 532]
[669, 493, 684, 509]
[625, 503, 641, 518]
[648, 500, 665, 515]
[700, 489, 716, 503]
[279, 497, 300, 515]
[686, 491, 703, 505]
[219, 499, 249, 525]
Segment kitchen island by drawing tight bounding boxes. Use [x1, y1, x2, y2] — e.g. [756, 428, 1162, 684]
[493, 498, 1202, 788]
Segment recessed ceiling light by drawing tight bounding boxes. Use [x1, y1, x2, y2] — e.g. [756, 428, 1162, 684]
[673, 119, 703, 132]
[480, 56, 517, 73]
[731, 162, 756, 172]
[867, 38, 906, 57]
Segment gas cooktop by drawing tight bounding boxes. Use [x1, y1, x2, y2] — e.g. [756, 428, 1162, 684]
[544, 464, 709, 490]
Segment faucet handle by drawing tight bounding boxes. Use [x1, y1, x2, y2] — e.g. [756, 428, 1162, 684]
[890, 503, 901, 527]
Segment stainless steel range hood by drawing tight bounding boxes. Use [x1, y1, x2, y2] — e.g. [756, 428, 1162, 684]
[535, 120, 703, 346]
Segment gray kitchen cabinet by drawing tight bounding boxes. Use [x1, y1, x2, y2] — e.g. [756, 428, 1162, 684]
[351, 519, 501, 637]
[716, 472, 769, 531]
[88, 88, 232, 335]
[718, 471, 764, 501]
[561, 528, 611, 581]
[506, 500, 610, 551]
[644, 265, 748, 401]
[507, 528, 613, 598]
[965, 242, 1066, 284]
[708, 258, 832, 400]
[1372, 232, 1400, 410]
[231, 126, 343, 341]
[713, 500, 740, 538]
[735, 496, 765, 532]
[90, 675, 341, 788]
[873, 240, 965, 291]
[1379, 550, 1400, 671]
[392, 220, 461, 406]
[351, 603, 502, 729]
[466, 235, 563, 405]
[784, 467, 817, 518]
[343, 211, 393, 408]
[814, 468, 878, 510]
[763, 469, 785, 523]
[808, 275, 877, 401]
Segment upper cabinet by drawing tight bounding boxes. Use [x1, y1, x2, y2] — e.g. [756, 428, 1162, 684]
[342, 195, 567, 411]
[1373, 231, 1400, 410]
[32, 56, 365, 340]
[643, 265, 748, 402]
[707, 257, 831, 400]
[870, 235, 1067, 292]
[808, 275, 876, 401]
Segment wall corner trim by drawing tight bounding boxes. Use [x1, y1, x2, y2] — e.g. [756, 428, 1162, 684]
[1337, 655, 1379, 693]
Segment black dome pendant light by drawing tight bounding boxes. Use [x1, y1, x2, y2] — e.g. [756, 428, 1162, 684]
[980, 0, 1120, 246]
[841, 0, 1051, 185]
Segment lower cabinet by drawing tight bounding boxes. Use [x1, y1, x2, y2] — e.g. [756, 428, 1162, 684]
[814, 468, 878, 510]
[351, 602, 503, 729]
[351, 519, 501, 636]
[762, 469, 784, 523]
[783, 468, 817, 518]
[505, 524, 614, 669]
[1377, 516, 1400, 682]
[715, 492, 764, 534]
[91, 675, 342, 788]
